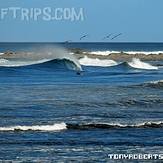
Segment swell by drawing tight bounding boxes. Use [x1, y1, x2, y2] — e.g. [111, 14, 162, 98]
[1, 121, 163, 132]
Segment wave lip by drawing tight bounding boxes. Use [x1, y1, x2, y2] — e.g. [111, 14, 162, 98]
[79, 56, 117, 67]
[0, 123, 67, 132]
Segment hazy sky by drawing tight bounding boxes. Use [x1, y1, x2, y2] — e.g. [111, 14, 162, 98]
[0, 0, 163, 42]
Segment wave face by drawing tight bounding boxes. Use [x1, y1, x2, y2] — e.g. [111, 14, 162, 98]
[0, 46, 82, 71]
[79, 56, 117, 67]
[1, 121, 163, 132]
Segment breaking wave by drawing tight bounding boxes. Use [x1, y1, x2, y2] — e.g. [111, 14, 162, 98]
[79, 56, 117, 67]
[0, 46, 82, 71]
[127, 58, 158, 70]
[1, 121, 163, 132]
[79, 56, 158, 70]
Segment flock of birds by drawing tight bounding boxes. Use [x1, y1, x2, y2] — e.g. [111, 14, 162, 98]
[65, 33, 122, 42]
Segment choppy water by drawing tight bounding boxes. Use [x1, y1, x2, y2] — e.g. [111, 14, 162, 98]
[0, 43, 163, 162]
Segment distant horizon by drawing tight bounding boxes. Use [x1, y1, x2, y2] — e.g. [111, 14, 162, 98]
[0, 42, 163, 44]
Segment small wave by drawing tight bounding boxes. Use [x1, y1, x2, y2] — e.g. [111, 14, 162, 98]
[1, 121, 163, 132]
[67, 121, 163, 130]
[0, 123, 67, 131]
[128, 58, 158, 70]
[79, 56, 117, 67]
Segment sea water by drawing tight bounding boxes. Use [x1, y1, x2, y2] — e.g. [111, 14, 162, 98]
[0, 43, 163, 162]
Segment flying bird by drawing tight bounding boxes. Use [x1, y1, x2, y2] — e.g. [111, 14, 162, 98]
[102, 34, 113, 40]
[111, 33, 122, 40]
[80, 34, 89, 40]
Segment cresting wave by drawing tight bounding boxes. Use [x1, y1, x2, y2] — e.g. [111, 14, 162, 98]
[0, 121, 163, 132]
[0, 46, 82, 71]
[79, 56, 158, 70]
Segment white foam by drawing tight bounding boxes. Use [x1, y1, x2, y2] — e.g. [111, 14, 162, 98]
[0, 123, 67, 131]
[84, 50, 163, 56]
[0, 53, 4, 55]
[128, 58, 158, 70]
[79, 56, 117, 67]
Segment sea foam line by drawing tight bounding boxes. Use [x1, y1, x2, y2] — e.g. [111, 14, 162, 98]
[84, 51, 163, 56]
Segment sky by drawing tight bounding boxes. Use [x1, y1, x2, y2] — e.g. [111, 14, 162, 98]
[0, 0, 163, 42]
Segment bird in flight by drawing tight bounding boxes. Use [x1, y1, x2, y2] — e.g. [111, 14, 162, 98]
[80, 34, 89, 40]
[102, 34, 113, 40]
[111, 33, 122, 40]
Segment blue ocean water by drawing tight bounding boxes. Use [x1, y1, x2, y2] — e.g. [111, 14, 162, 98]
[0, 43, 163, 162]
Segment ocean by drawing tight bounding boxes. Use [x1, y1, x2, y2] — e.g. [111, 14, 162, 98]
[0, 43, 163, 162]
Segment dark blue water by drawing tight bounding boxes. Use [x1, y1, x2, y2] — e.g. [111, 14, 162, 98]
[0, 43, 163, 162]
